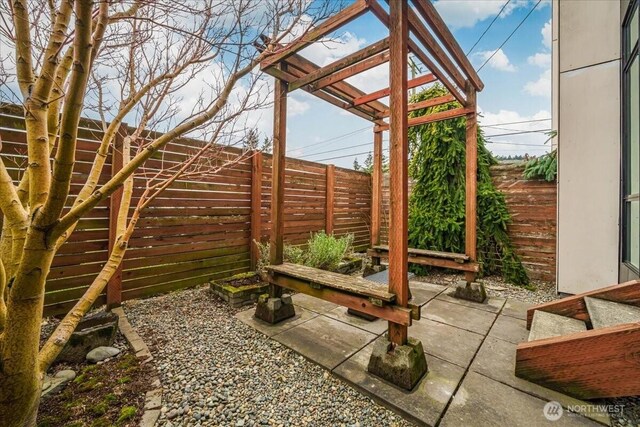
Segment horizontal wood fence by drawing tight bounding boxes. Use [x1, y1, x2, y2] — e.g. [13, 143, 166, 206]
[0, 107, 371, 316]
[380, 163, 557, 282]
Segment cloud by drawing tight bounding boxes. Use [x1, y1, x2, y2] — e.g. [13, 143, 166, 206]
[527, 52, 551, 68]
[524, 68, 551, 97]
[542, 19, 552, 49]
[288, 96, 310, 117]
[300, 31, 367, 66]
[476, 49, 516, 72]
[478, 108, 553, 156]
[433, 0, 528, 29]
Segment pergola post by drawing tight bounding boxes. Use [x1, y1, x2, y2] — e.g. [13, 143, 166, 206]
[255, 69, 296, 323]
[386, 0, 409, 347]
[371, 130, 383, 249]
[367, 0, 427, 391]
[453, 83, 487, 303]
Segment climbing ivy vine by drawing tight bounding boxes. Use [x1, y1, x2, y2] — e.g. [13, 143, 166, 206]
[407, 84, 530, 286]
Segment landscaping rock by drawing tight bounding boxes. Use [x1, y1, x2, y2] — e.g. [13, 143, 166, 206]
[86, 346, 120, 363]
[55, 311, 119, 363]
[124, 286, 414, 426]
[41, 370, 76, 398]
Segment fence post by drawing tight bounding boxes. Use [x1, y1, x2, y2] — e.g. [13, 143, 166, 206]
[250, 151, 263, 270]
[326, 164, 335, 234]
[106, 123, 127, 309]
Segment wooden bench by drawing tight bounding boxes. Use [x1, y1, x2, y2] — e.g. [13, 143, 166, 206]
[265, 263, 419, 326]
[368, 245, 479, 273]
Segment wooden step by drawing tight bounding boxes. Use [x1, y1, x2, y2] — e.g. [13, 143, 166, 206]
[524, 279, 640, 329]
[371, 245, 469, 261]
[528, 310, 587, 341]
[585, 297, 640, 329]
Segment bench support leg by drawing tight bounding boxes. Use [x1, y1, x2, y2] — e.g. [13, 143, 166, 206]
[452, 279, 487, 303]
[254, 294, 295, 324]
[368, 336, 428, 390]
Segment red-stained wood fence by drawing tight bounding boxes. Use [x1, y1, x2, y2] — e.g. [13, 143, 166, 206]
[380, 163, 557, 283]
[0, 107, 371, 316]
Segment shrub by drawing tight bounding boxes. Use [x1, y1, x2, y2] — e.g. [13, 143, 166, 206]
[407, 84, 529, 287]
[304, 231, 354, 272]
[254, 240, 305, 271]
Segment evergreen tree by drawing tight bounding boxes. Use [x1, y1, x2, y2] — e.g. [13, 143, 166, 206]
[407, 84, 529, 286]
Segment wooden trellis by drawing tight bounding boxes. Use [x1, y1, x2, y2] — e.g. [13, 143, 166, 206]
[257, 0, 483, 350]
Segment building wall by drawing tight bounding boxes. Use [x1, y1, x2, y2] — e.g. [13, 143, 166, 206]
[555, 0, 622, 293]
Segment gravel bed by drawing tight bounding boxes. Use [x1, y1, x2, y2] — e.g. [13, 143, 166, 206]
[124, 286, 414, 427]
[412, 270, 557, 305]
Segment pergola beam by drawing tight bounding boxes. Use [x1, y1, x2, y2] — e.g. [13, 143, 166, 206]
[288, 37, 390, 92]
[406, 7, 468, 92]
[314, 50, 390, 90]
[377, 93, 457, 118]
[375, 105, 473, 132]
[261, 0, 369, 70]
[352, 73, 436, 107]
[366, 0, 466, 105]
[411, 0, 484, 91]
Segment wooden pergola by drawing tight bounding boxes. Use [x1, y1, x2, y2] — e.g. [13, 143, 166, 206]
[256, 0, 483, 385]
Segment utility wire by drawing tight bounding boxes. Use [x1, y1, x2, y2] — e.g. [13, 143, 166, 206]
[285, 125, 371, 154]
[299, 141, 377, 159]
[466, 0, 512, 55]
[480, 117, 551, 127]
[485, 129, 552, 138]
[314, 150, 376, 163]
[477, 0, 542, 72]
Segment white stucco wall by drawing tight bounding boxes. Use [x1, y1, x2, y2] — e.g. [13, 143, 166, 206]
[555, 0, 622, 294]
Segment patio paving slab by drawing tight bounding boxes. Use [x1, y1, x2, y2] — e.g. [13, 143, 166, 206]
[488, 314, 530, 344]
[470, 335, 610, 425]
[291, 293, 338, 314]
[435, 289, 506, 313]
[273, 315, 377, 370]
[423, 299, 497, 335]
[333, 336, 465, 427]
[440, 371, 603, 427]
[408, 281, 448, 307]
[409, 318, 483, 369]
[325, 307, 388, 335]
[235, 305, 317, 337]
[502, 298, 532, 320]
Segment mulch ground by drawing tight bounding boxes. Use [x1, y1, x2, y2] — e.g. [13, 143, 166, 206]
[37, 349, 153, 427]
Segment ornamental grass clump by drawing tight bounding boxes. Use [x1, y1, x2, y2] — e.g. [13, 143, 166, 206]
[304, 231, 354, 272]
[407, 84, 529, 287]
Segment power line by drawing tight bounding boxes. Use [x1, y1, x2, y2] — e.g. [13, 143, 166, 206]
[485, 129, 552, 138]
[477, 0, 542, 72]
[286, 125, 371, 154]
[466, 0, 512, 55]
[480, 117, 551, 127]
[486, 140, 550, 148]
[299, 141, 377, 159]
[314, 150, 375, 163]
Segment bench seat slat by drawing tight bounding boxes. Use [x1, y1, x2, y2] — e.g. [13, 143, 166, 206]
[371, 245, 469, 261]
[267, 263, 395, 302]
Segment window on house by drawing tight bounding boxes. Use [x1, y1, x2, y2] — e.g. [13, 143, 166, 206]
[623, 0, 639, 271]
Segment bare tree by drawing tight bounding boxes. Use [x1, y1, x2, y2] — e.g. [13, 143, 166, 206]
[0, 0, 340, 425]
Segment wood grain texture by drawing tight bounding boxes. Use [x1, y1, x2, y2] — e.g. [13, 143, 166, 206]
[515, 322, 640, 399]
[371, 131, 382, 247]
[267, 263, 396, 302]
[268, 272, 412, 326]
[387, 0, 409, 346]
[464, 85, 478, 283]
[525, 279, 640, 329]
[326, 164, 335, 234]
[250, 151, 263, 270]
